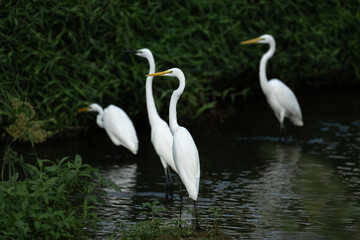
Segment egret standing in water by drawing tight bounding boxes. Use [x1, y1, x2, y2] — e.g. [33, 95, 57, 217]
[147, 68, 201, 230]
[126, 48, 178, 200]
[242, 34, 303, 139]
[78, 103, 138, 155]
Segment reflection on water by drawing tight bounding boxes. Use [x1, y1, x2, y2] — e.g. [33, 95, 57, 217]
[94, 163, 138, 236]
[102, 163, 137, 194]
[245, 145, 302, 238]
[36, 89, 360, 239]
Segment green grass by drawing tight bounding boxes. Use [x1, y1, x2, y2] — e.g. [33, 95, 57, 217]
[108, 202, 231, 240]
[1, 1, 359, 139]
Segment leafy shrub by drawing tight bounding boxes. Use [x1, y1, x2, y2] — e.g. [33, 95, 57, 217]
[0, 154, 114, 239]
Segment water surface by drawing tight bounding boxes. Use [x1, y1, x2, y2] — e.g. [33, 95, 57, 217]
[37, 89, 360, 239]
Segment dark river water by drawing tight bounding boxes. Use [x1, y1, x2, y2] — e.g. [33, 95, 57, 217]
[37, 88, 360, 239]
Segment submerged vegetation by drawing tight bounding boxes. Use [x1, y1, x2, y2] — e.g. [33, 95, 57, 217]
[1, 0, 359, 137]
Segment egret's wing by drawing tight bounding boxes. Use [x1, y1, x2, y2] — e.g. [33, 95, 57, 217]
[270, 79, 302, 120]
[104, 105, 139, 153]
[173, 127, 200, 200]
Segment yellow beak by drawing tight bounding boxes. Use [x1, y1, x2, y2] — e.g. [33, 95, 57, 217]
[146, 70, 172, 77]
[241, 37, 262, 45]
[78, 106, 90, 112]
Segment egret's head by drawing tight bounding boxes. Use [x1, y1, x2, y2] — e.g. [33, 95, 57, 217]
[241, 34, 274, 45]
[125, 48, 152, 59]
[78, 103, 101, 113]
[146, 68, 182, 78]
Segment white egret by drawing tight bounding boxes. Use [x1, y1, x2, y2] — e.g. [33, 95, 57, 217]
[78, 103, 138, 155]
[242, 34, 303, 139]
[126, 48, 178, 200]
[147, 68, 201, 230]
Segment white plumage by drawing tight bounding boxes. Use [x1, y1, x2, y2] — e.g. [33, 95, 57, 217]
[172, 127, 200, 200]
[147, 67, 201, 229]
[161, 68, 200, 201]
[132, 48, 178, 174]
[79, 103, 138, 155]
[242, 34, 303, 134]
[266, 79, 303, 127]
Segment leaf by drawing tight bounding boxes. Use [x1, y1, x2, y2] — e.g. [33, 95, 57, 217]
[74, 154, 82, 169]
[34, 221, 41, 230]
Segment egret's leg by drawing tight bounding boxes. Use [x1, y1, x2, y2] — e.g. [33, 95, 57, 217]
[164, 167, 170, 200]
[193, 200, 202, 231]
[278, 111, 288, 142]
[179, 183, 183, 228]
[280, 122, 287, 142]
[112, 144, 128, 158]
[166, 167, 174, 199]
[180, 182, 183, 204]
[111, 144, 116, 158]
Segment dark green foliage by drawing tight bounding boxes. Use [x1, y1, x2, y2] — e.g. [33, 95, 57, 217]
[0, 154, 113, 239]
[0, 1, 359, 134]
[239, 0, 360, 89]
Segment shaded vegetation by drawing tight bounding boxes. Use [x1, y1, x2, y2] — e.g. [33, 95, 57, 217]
[0, 154, 117, 239]
[0, 0, 359, 137]
[5, 98, 52, 143]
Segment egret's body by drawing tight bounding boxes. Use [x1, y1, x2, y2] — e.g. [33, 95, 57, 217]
[128, 48, 177, 199]
[172, 127, 200, 200]
[147, 68, 201, 229]
[242, 34, 303, 137]
[78, 103, 138, 155]
[264, 80, 303, 127]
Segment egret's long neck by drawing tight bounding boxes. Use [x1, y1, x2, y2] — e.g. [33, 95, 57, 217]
[95, 108, 105, 129]
[169, 74, 185, 133]
[259, 40, 275, 95]
[145, 55, 161, 125]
